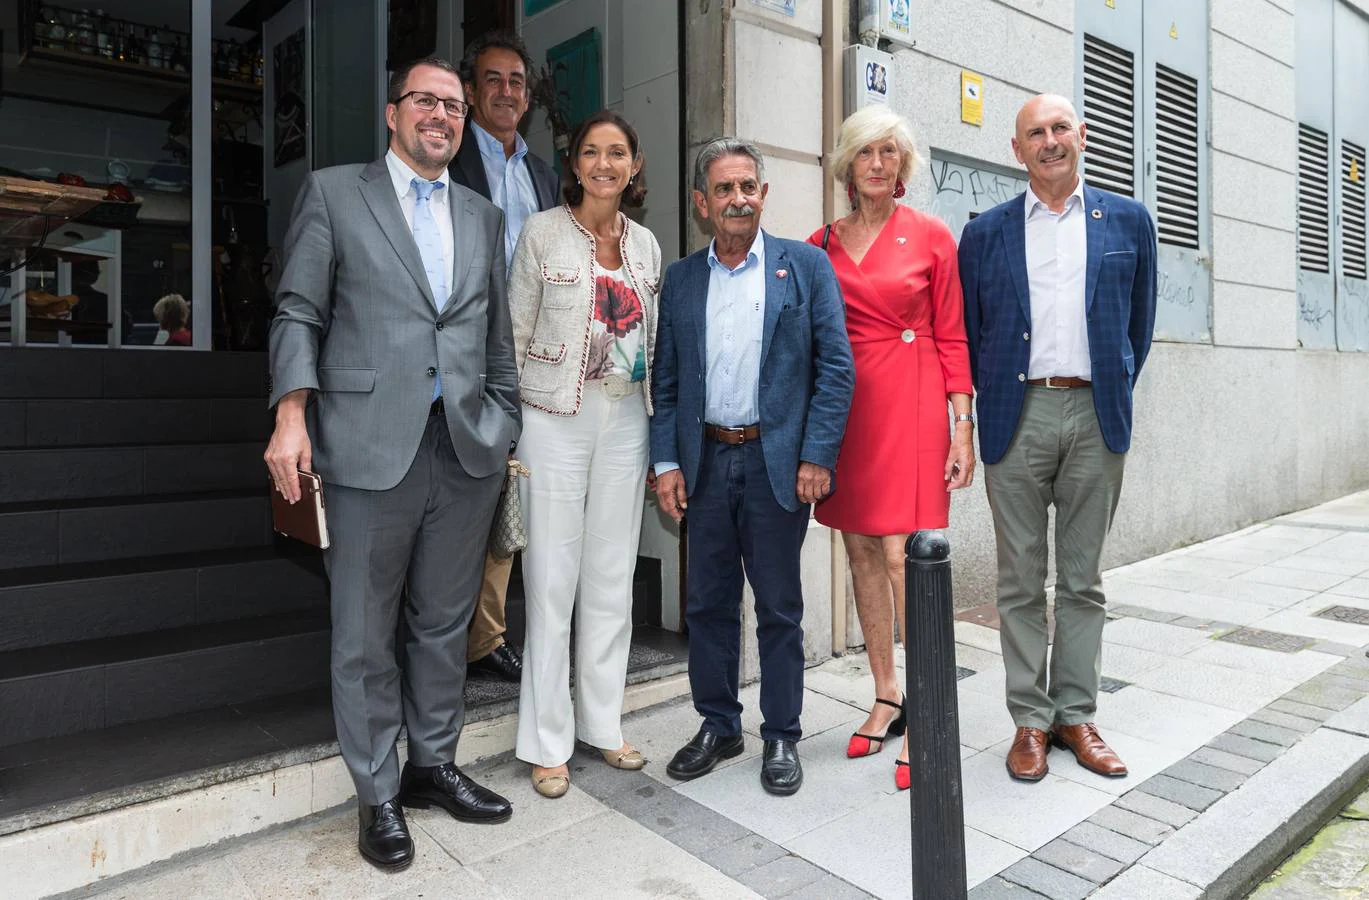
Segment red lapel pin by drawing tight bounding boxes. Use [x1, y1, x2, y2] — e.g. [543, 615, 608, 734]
[776, 268, 788, 278]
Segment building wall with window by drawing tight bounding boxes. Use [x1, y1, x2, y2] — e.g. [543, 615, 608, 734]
[710, 0, 1369, 623]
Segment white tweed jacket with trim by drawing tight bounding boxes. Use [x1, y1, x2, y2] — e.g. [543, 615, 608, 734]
[508, 204, 662, 416]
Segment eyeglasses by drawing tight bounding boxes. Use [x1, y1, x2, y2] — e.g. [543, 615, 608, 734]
[395, 91, 469, 119]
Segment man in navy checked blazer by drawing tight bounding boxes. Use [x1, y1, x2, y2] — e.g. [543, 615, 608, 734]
[959, 94, 1156, 784]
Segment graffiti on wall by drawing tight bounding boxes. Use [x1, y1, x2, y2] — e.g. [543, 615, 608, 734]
[927, 154, 1027, 240]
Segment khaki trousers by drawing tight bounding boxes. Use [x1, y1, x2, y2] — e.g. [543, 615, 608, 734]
[984, 386, 1125, 731]
[467, 551, 511, 662]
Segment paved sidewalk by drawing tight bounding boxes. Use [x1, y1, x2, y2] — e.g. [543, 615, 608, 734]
[63, 491, 1369, 900]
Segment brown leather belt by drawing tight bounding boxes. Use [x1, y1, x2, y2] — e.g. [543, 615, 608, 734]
[1027, 376, 1091, 389]
[704, 423, 761, 445]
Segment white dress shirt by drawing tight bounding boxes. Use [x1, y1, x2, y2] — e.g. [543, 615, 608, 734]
[471, 121, 540, 271]
[1024, 177, 1090, 380]
[384, 149, 455, 292]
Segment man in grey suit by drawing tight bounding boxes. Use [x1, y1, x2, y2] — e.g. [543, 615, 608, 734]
[265, 56, 521, 870]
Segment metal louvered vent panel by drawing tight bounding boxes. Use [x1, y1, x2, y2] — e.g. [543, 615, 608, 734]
[1082, 34, 1136, 198]
[1342, 140, 1367, 280]
[1154, 64, 1201, 250]
[1298, 125, 1331, 274]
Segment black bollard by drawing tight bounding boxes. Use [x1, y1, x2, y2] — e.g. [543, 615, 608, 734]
[906, 530, 967, 899]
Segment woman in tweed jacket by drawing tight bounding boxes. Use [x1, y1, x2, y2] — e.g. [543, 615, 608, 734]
[507, 109, 662, 799]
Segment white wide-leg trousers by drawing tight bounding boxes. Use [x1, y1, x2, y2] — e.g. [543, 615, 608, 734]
[515, 382, 649, 767]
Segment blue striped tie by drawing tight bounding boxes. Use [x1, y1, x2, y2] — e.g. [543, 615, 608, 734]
[411, 177, 447, 402]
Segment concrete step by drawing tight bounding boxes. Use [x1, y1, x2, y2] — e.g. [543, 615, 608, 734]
[0, 609, 331, 747]
[0, 490, 271, 570]
[0, 545, 326, 652]
[0, 442, 267, 504]
[0, 397, 270, 450]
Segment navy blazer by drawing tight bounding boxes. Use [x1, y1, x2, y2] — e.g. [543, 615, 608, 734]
[959, 183, 1157, 465]
[448, 120, 560, 213]
[649, 232, 855, 512]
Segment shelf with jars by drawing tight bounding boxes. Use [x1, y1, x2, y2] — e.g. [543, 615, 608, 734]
[19, 2, 264, 105]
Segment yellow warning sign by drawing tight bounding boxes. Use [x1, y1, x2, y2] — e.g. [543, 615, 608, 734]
[961, 70, 984, 127]
[1170, 22, 1178, 39]
[1353, 157, 1361, 183]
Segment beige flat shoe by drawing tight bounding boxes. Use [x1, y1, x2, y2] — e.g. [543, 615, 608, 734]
[531, 766, 569, 799]
[601, 745, 646, 770]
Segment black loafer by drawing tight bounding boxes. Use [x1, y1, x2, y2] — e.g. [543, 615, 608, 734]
[665, 728, 745, 780]
[468, 642, 523, 682]
[760, 739, 803, 796]
[398, 762, 512, 823]
[358, 798, 414, 870]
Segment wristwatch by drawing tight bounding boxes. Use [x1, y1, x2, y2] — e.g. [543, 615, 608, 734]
[953, 413, 975, 426]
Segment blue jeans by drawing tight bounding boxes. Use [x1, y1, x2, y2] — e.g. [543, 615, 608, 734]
[684, 439, 810, 742]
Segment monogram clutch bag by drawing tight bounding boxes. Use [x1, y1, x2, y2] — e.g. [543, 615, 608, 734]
[489, 460, 531, 559]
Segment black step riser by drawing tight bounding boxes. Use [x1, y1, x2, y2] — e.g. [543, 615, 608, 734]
[0, 557, 327, 652]
[0, 349, 267, 400]
[0, 497, 271, 569]
[0, 398, 271, 449]
[0, 444, 268, 504]
[0, 631, 330, 747]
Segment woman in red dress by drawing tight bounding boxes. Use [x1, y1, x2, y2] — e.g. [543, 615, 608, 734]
[808, 106, 975, 790]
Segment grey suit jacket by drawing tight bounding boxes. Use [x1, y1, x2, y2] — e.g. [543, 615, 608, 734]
[268, 158, 522, 491]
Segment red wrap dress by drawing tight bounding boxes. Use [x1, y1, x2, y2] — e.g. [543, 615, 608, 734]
[807, 205, 973, 534]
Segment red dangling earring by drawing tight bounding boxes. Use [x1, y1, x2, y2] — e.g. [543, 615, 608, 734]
[893, 179, 906, 199]
[846, 181, 857, 205]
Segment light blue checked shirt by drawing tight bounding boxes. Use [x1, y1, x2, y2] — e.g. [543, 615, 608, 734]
[655, 231, 766, 478]
[471, 120, 539, 271]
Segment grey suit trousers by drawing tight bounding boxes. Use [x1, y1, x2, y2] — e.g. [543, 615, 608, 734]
[324, 412, 503, 805]
[984, 386, 1125, 731]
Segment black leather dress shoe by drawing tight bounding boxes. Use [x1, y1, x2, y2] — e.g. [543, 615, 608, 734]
[358, 799, 414, 870]
[665, 729, 745, 780]
[760, 740, 803, 796]
[398, 761, 512, 823]
[468, 642, 523, 682]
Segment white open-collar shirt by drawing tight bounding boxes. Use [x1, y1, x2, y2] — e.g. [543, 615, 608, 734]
[385, 148, 455, 294]
[1024, 176, 1091, 380]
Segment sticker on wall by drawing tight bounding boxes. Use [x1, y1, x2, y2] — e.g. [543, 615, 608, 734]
[1170, 21, 1179, 39]
[751, 0, 797, 16]
[961, 71, 984, 127]
[878, 0, 915, 48]
[1105, 0, 1115, 7]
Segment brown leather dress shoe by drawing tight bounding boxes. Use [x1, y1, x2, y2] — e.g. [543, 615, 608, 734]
[1006, 726, 1050, 782]
[1051, 723, 1128, 777]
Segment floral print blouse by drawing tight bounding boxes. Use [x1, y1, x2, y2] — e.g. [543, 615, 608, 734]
[585, 264, 647, 383]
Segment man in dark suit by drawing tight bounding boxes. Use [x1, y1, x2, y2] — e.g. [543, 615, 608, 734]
[265, 57, 520, 869]
[651, 138, 854, 796]
[448, 31, 559, 684]
[959, 94, 1156, 784]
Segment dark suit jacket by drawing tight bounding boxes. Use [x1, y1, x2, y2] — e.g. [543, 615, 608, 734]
[649, 231, 855, 512]
[448, 120, 560, 212]
[959, 183, 1157, 466]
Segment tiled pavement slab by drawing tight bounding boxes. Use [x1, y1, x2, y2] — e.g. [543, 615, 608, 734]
[51, 490, 1369, 900]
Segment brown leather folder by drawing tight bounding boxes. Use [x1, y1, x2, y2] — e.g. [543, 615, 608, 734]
[270, 470, 330, 549]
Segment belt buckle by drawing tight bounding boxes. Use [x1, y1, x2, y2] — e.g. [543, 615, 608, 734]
[1044, 377, 1067, 390]
[720, 426, 746, 445]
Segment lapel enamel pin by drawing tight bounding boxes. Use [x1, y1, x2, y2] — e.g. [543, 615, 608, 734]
[1091, 209, 1102, 219]
[776, 268, 788, 278]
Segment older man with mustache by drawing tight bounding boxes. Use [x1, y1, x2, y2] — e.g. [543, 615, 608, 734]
[958, 94, 1157, 784]
[266, 56, 520, 869]
[651, 138, 854, 796]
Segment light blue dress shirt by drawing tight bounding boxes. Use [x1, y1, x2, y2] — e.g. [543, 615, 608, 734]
[655, 232, 766, 478]
[471, 120, 540, 271]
